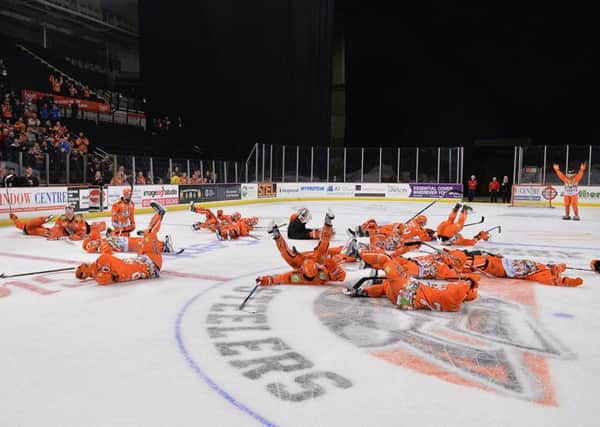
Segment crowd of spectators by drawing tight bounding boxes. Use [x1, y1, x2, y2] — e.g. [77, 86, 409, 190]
[85, 166, 220, 188]
[0, 90, 92, 183]
[170, 169, 217, 184]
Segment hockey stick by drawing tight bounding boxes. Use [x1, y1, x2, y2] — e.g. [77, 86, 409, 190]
[254, 223, 287, 230]
[351, 275, 387, 290]
[0, 267, 75, 279]
[404, 190, 463, 224]
[565, 266, 598, 273]
[463, 216, 485, 227]
[486, 225, 501, 234]
[239, 284, 259, 311]
[4, 174, 14, 214]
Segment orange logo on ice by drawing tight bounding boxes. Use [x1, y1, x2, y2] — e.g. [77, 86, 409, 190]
[315, 279, 573, 405]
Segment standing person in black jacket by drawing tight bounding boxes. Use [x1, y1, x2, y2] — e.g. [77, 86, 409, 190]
[500, 176, 511, 203]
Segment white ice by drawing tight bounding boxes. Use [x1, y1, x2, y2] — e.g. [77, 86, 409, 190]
[1, 200, 599, 427]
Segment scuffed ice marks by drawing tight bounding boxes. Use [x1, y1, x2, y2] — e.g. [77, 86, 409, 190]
[315, 288, 574, 403]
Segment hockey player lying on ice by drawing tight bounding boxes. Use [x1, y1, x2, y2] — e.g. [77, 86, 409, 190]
[82, 227, 175, 254]
[190, 203, 223, 231]
[287, 207, 324, 239]
[436, 203, 489, 246]
[10, 206, 106, 240]
[344, 252, 480, 312]
[75, 202, 166, 285]
[215, 213, 259, 240]
[354, 215, 436, 242]
[256, 209, 355, 286]
[189, 202, 259, 237]
[441, 249, 583, 287]
[359, 249, 467, 280]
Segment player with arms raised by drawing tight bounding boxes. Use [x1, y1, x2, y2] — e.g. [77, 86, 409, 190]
[553, 162, 586, 220]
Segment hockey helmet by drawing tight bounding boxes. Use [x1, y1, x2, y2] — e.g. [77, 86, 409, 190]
[122, 187, 132, 200]
[75, 263, 94, 279]
[83, 239, 100, 252]
[302, 259, 318, 280]
[415, 215, 427, 226]
[65, 205, 75, 219]
[217, 209, 224, 216]
[297, 207, 312, 223]
[232, 212, 241, 221]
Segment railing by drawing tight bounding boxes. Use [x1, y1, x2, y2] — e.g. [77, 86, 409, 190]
[245, 144, 464, 184]
[514, 145, 600, 185]
[2, 144, 464, 186]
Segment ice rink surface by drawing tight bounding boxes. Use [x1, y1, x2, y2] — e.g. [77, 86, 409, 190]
[1, 200, 600, 427]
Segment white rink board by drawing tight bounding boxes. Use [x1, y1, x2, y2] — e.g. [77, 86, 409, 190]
[1, 200, 600, 427]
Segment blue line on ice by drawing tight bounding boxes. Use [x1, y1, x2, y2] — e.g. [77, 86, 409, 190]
[175, 278, 278, 427]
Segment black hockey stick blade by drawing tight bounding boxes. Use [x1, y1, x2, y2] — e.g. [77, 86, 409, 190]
[565, 266, 597, 273]
[255, 223, 287, 230]
[239, 284, 259, 310]
[486, 225, 501, 234]
[0, 267, 75, 279]
[352, 276, 388, 290]
[463, 216, 485, 227]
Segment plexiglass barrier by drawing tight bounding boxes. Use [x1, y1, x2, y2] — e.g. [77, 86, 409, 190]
[19, 143, 600, 186]
[515, 145, 599, 185]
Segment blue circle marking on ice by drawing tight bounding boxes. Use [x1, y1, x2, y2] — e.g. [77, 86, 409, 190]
[552, 312, 575, 318]
[175, 278, 278, 427]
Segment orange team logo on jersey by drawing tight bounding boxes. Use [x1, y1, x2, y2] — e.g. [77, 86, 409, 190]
[315, 278, 574, 405]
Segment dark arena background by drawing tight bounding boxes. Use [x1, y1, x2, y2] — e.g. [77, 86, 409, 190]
[1, 1, 600, 426]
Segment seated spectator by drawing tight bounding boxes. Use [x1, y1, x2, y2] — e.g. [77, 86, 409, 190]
[68, 83, 78, 97]
[1, 101, 12, 121]
[170, 172, 180, 185]
[180, 172, 189, 184]
[110, 173, 123, 185]
[39, 104, 49, 122]
[27, 112, 40, 128]
[75, 132, 89, 155]
[30, 142, 45, 171]
[135, 170, 146, 184]
[83, 85, 91, 99]
[14, 117, 26, 134]
[4, 131, 16, 162]
[59, 136, 71, 155]
[50, 104, 60, 124]
[1, 167, 16, 186]
[23, 166, 39, 186]
[92, 170, 105, 186]
[191, 170, 201, 184]
[0, 127, 8, 154]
